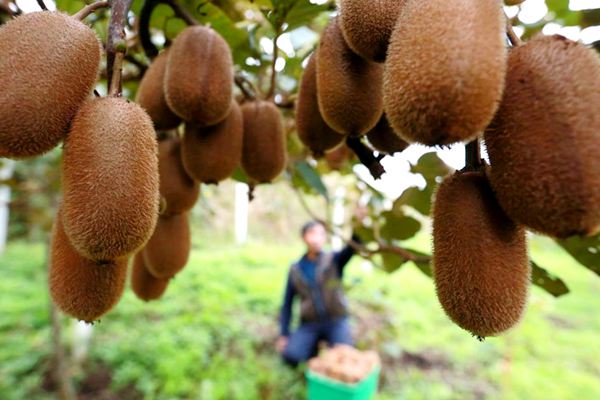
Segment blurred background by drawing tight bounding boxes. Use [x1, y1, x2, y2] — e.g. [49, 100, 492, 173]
[1, 0, 599, 399]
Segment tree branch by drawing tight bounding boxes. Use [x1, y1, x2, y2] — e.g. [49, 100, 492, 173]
[506, 18, 522, 47]
[234, 74, 258, 101]
[346, 136, 386, 179]
[139, 0, 199, 59]
[36, 0, 47, 11]
[266, 27, 281, 99]
[74, 1, 110, 21]
[107, 0, 134, 96]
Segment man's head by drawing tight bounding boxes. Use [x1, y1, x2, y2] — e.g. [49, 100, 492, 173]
[301, 220, 327, 254]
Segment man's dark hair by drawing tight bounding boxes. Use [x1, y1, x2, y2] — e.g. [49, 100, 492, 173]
[301, 220, 325, 237]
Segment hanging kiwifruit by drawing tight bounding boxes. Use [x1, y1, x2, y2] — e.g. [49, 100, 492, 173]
[338, 0, 407, 62]
[484, 35, 600, 238]
[366, 114, 409, 155]
[316, 18, 384, 136]
[324, 144, 353, 171]
[181, 101, 243, 184]
[384, 0, 507, 145]
[62, 97, 159, 261]
[241, 100, 287, 183]
[131, 252, 169, 302]
[296, 54, 345, 156]
[136, 49, 181, 130]
[143, 212, 191, 279]
[49, 210, 127, 323]
[432, 171, 530, 338]
[165, 26, 233, 126]
[158, 136, 200, 216]
[0, 11, 101, 158]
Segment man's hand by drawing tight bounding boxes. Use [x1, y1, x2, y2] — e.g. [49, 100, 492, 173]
[276, 336, 288, 353]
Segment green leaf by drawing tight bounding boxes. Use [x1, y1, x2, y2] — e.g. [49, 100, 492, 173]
[283, 0, 332, 32]
[292, 160, 329, 200]
[231, 168, 249, 183]
[380, 252, 407, 273]
[557, 234, 600, 277]
[530, 261, 570, 297]
[379, 211, 421, 242]
[394, 186, 433, 216]
[408, 249, 432, 278]
[411, 152, 450, 184]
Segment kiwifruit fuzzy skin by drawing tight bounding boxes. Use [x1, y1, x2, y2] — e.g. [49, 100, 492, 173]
[0, 11, 101, 158]
[366, 114, 409, 154]
[136, 49, 181, 130]
[165, 26, 233, 126]
[316, 18, 384, 136]
[182, 101, 243, 184]
[339, 0, 406, 62]
[49, 212, 127, 323]
[143, 213, 190, 279]
[158, 137, 200, 216]
[241, 101, 287, 183]
[384, 0, 506, 145]
[485, 35, 600, 238]
[324, 144, 353, 171]
[432, 171, 530, 337]
[131, 252, 169, 301]
[62, 97, 159, 261]
[296, 54, 345, 156]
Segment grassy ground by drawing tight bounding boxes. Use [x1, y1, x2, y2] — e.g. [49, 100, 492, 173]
[0, 235, 598, 399]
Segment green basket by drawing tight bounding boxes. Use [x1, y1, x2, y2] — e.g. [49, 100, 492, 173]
[306, 365, 380, 400]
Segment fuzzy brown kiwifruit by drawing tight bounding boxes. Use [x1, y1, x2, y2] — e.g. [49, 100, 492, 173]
[143, 212, 190, 279]
[181, 101, 243, 184]
[338, 0, 407, 62]
[324, 144, 353, 171]
[432, 171, 530, 338]
[49, 211, 127, 323]
[296, 54, 345, 156]
[158, 136, 200, 216]
[62, 97, 159, 262]
[484, 35, 600, 238]
[0, 11, 101, 158]
[384, 0, 506, 146]
[131, 252, 169, 301]
[165, 26, 233, 126]
[316, 18, 384, 136]
[366, 114, 409, 155]
[136, 49, 181, 130]
[241, 100, 287, 183]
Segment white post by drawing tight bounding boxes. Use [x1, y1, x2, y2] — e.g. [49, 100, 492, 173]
[234, 183, 249, 244]
[0, 160, 15, 254]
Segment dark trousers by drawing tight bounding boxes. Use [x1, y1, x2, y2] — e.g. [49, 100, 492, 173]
[282, 317, 352, 366]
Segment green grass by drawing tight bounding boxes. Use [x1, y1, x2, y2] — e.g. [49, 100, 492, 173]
[0, 236, 599, 399]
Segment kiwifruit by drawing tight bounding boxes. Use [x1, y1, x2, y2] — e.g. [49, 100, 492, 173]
[165, 26, 233, 126]
[143, 212, 190, 279]
[366, 114, 409, 155]
[316, 18, 384, 136]
[181, 101, 243, 184]
[484, 35, 600, 238]
[338, 0, 407, 62]
[241, 100, 287, 183]
[136, 49, 181, 130]
[131, 252, 169, 302]
[62, 97, 159, 261]
[49, 210, 127, 323]
[384, 0, 507, 146]
[296, 54, 345, 156]
[158, 136, 200, 216]
[432, 171, 530, 337]
[324, 144, 353, 171]
[0, 11, 101, 158]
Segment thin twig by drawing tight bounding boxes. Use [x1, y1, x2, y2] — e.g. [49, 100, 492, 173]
[266, 27, 281, 99]
[506, 19, 522, 47]
[106, 0, 134, 96]
[36, 0, 47, 11]
[73, 1, 110, 21]
[234, 74, 257, 100]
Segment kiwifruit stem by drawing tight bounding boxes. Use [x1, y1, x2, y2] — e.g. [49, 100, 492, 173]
[73, 1, 110, 21]
[346, 136, 386, 179]
[234, 74, 257, 101]
[464, 139, 483, 171]
[139, 0, 199, 59]
[35, 0, 48, 11]
[106, 0, 133, 95]
[506, 17, 522, 47]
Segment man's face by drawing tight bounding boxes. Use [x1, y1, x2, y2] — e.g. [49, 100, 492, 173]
[303, 224, 327, 253]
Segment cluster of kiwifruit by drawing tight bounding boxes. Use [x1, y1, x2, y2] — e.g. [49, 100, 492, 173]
[323, 1, 600, 338]
[307, 345, 380, 384]
[0, 9, 161, 322]
[136, 25, 287, 188]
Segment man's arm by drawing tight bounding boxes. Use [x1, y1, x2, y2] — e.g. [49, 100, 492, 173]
[333, 233, 361, 277]
[279, 271, 295, 337]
